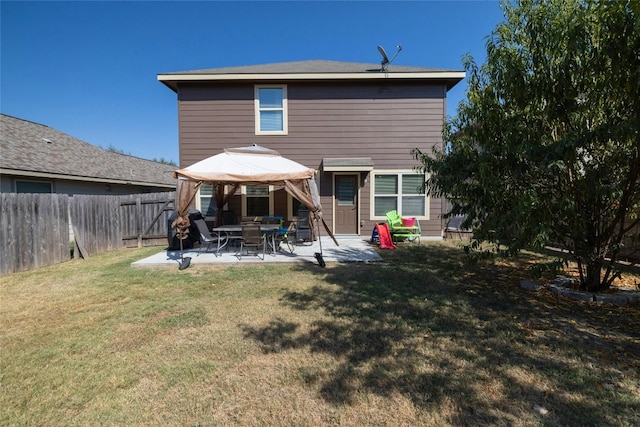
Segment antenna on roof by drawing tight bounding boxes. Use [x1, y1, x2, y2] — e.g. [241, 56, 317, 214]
[377, 44, 403, 72]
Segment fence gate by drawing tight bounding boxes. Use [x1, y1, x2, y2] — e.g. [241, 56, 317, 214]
[119, 192, 175, 248]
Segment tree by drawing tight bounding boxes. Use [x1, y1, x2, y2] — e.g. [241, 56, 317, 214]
[105, 144, 177, 166]
[152, 158, 177, 166]
[105, 144, 132, 156]
[413, 0, 640, 292]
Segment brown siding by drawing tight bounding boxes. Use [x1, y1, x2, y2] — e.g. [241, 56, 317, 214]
[358, 172, 372, 235]
[425, 196, 444, 237]
[177, 80, 447, 237]
[273, 189, 288, 217]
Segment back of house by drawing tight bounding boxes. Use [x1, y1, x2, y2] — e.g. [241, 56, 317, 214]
[158, 59, 464, 238]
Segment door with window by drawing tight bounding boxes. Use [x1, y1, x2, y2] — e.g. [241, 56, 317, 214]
[335, 175, 358, 234]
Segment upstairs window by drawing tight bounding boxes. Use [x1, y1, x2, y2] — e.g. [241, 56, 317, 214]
[255, 85, 287, 135]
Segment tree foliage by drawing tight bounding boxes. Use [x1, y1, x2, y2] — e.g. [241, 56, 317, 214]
[414, 0, 640, 291]
[105, 144, 177, 166]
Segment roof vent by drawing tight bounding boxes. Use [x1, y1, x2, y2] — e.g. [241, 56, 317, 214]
[42, 138, 52, 144]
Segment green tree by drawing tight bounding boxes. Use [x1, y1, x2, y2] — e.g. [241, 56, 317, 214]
[152, 158, 177, 167]
[413, 0, 640, 292]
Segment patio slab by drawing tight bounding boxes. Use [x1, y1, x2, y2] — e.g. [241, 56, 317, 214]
[131, 236, 383, 268]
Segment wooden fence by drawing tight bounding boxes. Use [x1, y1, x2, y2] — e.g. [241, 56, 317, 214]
[0, 192, 175, 275]
[0, 193, 70, 274]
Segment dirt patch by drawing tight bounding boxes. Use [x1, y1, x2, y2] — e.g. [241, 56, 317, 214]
[521, 276, 640, 306]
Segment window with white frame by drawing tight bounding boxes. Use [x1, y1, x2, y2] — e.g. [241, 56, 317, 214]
[372, 172, 427, 218]
[197, 184, 217, 219]
[255, 85, 287, 135]
[244, 185, 272, 217]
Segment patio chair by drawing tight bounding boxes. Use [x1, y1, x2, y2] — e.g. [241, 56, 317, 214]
[444, 215, 470, 240]
[385, 210, 421, 243]
[262, 216, 284, 254]
[237, 223, 266, 260]
[241, 216, 262, 223]
[221, 210, 237, 225]
[293, 208, 313, 243]
[193, 218, 225, 255]
[278, 221, 297, 253]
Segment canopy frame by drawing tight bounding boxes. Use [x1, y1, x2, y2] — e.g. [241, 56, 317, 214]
[171, 145, 338, 252]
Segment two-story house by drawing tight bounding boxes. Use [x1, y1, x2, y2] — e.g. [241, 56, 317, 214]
[158, 60, 464, 238]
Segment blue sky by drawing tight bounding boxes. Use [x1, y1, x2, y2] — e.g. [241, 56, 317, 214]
[1, 1, 504, 164]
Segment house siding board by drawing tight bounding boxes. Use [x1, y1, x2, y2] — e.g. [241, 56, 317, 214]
[358, 172, 372, 234]
[176, 80, 446, 237]
[177, 81, 445, 169]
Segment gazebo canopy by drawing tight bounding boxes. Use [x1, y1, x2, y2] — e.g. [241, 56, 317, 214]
[172, 145, 337, 246]
[173, 145, 315, 184]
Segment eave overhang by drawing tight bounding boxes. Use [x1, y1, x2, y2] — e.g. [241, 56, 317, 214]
[0, 168, 176, 189]
[158, 71, 466, 92]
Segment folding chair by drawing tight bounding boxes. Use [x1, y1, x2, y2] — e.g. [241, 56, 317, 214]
[193, 218, 226, 255]
[237, 223, 266, 260]
[294, 208, 313, 243]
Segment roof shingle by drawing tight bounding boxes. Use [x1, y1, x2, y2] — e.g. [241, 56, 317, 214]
[0, 114, 176, 187]
[159, 59, 460, 75]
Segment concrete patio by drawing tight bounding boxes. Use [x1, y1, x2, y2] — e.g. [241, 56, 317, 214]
[131, 236, 383, 268]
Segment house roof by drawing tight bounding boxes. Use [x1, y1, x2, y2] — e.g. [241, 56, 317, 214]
[0, 114, 176, 188]
[158, 59, 465, 92]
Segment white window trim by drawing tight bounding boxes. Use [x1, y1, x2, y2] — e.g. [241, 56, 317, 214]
[241, 184, 275, 217]
[254, 84, 288, 135]
[369, 169, 429, 221]
[195, 183, 216, 220]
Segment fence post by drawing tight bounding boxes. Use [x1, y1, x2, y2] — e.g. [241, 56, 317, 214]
[136, 197, 142, 248]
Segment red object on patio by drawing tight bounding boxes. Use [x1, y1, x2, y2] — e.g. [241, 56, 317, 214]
[375, 223, 397, 250]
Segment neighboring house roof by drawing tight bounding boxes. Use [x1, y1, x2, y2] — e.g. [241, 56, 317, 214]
[0, 114, 176, 188]
[158, 59, 465, 91]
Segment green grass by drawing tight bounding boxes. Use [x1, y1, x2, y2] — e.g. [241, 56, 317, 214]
[1, 243, 639, 426]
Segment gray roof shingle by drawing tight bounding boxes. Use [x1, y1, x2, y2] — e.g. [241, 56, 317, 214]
[160, 59, 459, 75]
[158, 59, 465, 92]
[0, 114, 176, 188]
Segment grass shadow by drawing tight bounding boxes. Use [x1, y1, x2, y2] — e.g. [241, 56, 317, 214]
[241, 242, 640, 425]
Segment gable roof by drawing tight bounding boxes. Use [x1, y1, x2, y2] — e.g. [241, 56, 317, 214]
[158, 59, 465, 91]
[0, 114, 176, 188]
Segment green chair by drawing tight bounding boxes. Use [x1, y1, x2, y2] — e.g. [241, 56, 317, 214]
[385, 210, 421, 243]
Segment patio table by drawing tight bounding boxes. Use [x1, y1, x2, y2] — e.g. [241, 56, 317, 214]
[212, 224, 280, 256]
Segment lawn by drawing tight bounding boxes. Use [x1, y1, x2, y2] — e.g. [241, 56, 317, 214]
[1, 242, 639, 426]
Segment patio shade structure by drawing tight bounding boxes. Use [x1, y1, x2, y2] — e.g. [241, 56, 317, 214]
[172, 144, 338, 248]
